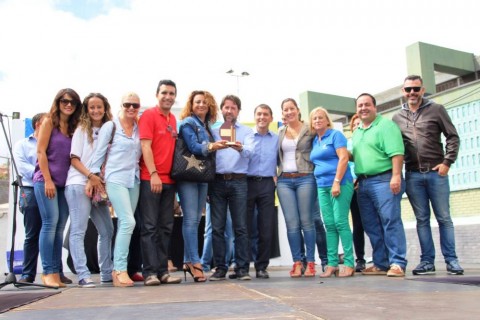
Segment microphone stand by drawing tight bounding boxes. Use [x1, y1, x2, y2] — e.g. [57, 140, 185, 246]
[0, 114, 58, 289]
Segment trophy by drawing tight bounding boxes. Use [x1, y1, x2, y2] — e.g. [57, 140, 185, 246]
[220, 120, 236, 145]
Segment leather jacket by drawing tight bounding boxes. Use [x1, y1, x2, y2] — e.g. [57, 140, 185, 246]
[392, 98, 459, 171]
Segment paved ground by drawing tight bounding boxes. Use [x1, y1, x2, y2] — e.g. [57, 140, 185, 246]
[1, 266, 479, 320]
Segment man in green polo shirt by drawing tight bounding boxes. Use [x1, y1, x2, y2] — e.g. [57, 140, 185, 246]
[352, 93, 407, 277]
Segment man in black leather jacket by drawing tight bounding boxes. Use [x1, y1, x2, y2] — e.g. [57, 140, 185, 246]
[393, 75, 463, 276]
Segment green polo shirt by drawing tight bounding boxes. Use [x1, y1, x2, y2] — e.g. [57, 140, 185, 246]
[352, 115, 404, 175]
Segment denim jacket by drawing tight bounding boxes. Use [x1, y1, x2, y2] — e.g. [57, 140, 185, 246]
[278, 122, 314, 175]
[180, 115, 214, 157]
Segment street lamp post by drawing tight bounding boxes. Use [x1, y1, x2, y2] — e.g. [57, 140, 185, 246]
[226, 69, 250, 96]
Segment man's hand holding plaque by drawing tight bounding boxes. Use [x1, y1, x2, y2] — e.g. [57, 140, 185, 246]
[220, 119, 237, 146]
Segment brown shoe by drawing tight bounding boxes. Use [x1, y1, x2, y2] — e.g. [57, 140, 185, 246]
[52, 273, 66, 287]
[361, 265, 388, 275]
[319, 266, 339, 278]
[387, 264, 405, 277]
[289, 261, 303, 278]
[144, 275, 161, 286]
[303, 262, 316, 277]
[41, 274, 60, 288]
[338, 266, 355, 278]
[160, 274, 182, 284]
[112, 271, 134, 287]
[60, 274, 73, 284]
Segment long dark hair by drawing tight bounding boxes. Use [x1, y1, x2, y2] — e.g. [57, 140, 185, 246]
[49, 88, 82, 137]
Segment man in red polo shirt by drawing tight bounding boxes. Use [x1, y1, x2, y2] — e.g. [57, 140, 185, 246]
[138, 79, 181, 286]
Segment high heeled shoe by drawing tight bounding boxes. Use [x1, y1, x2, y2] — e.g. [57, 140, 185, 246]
[41, 274, 60, 288]
[112, 270, 134, 287]
[290, 261, 303, 278]
[184, 263, 206, 282]
[304, 262, 316, 277]
[319, 266, 339, 278]
[338, 266, 355, 277]
[52, 273, 66, 287]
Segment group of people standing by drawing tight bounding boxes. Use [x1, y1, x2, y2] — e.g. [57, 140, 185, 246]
[13, 74, 463, 289]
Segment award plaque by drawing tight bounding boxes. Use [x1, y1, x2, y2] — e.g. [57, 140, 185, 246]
[220, 120, 236, 145]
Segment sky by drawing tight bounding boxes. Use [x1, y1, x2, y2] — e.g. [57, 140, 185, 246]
[0, 0, 479, 125]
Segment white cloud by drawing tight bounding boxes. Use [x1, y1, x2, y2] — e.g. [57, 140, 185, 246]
[0, 0, 479, 123]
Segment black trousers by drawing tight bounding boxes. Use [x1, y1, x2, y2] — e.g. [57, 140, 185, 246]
[138, 181, 176, 277]
[247, 177, 276, 271]
[350, 190, 365, 261]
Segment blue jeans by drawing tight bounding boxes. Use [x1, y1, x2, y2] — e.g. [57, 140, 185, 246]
[65, 185, 114, 281]
[19, 187, 41, 279]
[177, 181, 208, 264]
[200, 204, 235, 271]
[107, 182, 140, 271]
[34, 182, 69, 274]
[209, 177, 249, 272]
[405, 171, 458, 263]
[357, 172, 407, 270]
[277, 174, 316, 262]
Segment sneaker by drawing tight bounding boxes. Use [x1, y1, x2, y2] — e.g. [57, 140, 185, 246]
[144, 275, 161, 286]
[446, 260, 464, 275]
[355, 260, 366, 273]
[387, 264, 405, 277]
[361, 265, 387, 275]
[78, 278, 96, 288]
[18, 275, 34, 284]
[209, 268, 227, 281]
[412, 261, 436, 275]
[236, 270, 251, 281]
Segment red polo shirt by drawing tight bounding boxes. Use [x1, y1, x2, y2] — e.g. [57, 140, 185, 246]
[138, 106, 177, 184]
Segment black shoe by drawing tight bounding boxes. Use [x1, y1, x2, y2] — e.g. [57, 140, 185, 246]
[228, 272, 237, 279]
[60, 274, 73, 284]
[256, 270, 269, 279]
[18, 276, 34, 283]
[412, 261, 436, 275]
[210, 268, 227, 281]
[236, 270, 251, 281]
[355, 260, 366, 272]
[446, 260, 464, 275]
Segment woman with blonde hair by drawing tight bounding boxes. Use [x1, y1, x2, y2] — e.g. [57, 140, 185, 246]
[89, 92, 142, 287]
[177, 90, 225, 282]
[65, 93, 114, 287]
[309, 107, 354, 278]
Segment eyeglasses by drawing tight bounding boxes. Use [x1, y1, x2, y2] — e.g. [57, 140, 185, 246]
[404, 86, 422, 93]
[167, 125, 178, 138]
[123, 103, 141, 109]
[59, 99, 76, 106]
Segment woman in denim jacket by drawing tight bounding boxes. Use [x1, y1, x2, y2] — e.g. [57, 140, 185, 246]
[177, 90, 225, 282]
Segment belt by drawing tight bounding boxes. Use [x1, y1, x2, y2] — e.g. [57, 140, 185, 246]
[357, 169, 392, 180]
[281, 172, 310, 178]
[215, 173, 247, 180]
[247, 176, 273, 181]
[406, 167, 431, 173]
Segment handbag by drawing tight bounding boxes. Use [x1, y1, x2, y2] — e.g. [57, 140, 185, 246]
[170, 123, 215, 182]
[92, 122, 116, 207]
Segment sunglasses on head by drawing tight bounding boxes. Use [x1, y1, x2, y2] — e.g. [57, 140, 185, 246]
[404, 86, 422, 93]
[123, 103, 141, 109]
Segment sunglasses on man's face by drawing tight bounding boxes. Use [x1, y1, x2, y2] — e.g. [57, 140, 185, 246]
[123, 103, 141, 109]
[404, 86, 422, 93]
